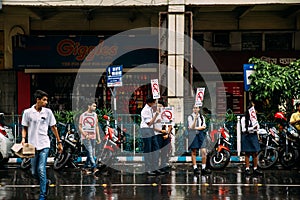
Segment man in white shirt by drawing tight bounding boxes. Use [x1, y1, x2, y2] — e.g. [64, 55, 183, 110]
[21, 90, 63, 200]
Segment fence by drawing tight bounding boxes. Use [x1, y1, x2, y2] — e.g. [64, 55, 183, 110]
[1, 113, 246, 157]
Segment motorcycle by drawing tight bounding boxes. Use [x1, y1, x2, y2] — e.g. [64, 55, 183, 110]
[0, 113, 14, 166]
[96, 115, 124, 171]
[53, 122, 81, 170]
[208, 125, 231, 170]
[257, 127, 280, 169]
[274, 112, 300, 169]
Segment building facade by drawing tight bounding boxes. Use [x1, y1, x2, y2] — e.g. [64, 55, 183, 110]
[0, 0, 299, 124]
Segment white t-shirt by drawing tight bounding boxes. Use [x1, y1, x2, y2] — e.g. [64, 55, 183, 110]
[21, 105, 56, 150]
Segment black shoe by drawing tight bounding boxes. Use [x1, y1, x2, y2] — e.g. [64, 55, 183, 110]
[245, 169, 252, 176]
[201, 168, 212, 175]
[146, 171, 156, 176]
[253, 169, 263, 176]
[155, 169, 166, 175]
[194, 168, 200, 174]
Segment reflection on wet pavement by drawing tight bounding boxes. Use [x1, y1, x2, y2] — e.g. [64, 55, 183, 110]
[1, 164, 300, 199]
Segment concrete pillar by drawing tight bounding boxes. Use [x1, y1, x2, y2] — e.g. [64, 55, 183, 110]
[167, 4, 185, 124]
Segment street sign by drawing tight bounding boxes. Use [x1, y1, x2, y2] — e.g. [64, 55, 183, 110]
[107, 65, 123, 87]
[243, 64, 255, 91]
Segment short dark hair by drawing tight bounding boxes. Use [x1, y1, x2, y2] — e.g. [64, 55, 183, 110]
[146, 95, 156, 104]
[34, 90, 48, 100]
[157, 99, 166, 107]
[295, 102, 300, 108]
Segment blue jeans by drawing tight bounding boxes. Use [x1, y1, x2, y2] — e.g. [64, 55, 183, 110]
[31, 147, 49, 200]
[83, 139, 97, 169]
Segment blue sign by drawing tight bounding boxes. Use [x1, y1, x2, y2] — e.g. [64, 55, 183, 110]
[243, 64, 255, 91]
[107, 65, 123, 87]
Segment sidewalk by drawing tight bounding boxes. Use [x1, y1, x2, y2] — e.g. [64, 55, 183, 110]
[8, 155, 245, 164]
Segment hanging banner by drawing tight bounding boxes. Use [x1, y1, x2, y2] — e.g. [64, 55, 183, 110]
[160, 107, 174, 125]
[195, 87, 205, 107]
[151, 79, 160, 99]
[248, 106, 258, 127]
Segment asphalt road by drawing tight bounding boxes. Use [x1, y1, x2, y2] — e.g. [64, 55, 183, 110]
[1, 163, 300, 200]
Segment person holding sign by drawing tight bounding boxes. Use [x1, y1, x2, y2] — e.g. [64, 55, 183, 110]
[154, 100, 173, 172]
[241, 102, 263, 176]
[188, 105, 211, 175]
[140, 96, 164, 176]
[79, 102, 101, 175]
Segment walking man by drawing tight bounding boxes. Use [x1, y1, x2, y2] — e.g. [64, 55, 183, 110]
[21, 90, 63, 200]
[79, 102, 101, 174]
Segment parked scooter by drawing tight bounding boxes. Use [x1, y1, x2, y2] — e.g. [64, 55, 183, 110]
[53, 122, 81, 170]
[96, 115, 124, 171]
[274, 112, 300, 169]
[0, 113, 14, 166]
[208, 125, 231, 170]
[257, 126, 280, 169]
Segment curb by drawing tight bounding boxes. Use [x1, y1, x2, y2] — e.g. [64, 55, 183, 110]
[8, 156, 245, 164]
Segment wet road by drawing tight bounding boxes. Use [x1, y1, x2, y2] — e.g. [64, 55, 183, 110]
[1, 163, 300, 200]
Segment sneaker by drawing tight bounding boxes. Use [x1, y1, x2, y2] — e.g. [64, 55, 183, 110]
[194, 168, 201, 174]
[245, 169, 252, 176]
[155, 169, 166, 175]
[253, 169, 263, 176]
[93, 168, 99, 175]
[146, 171, 156, 176]
[201, 168, 212, 175]
[82, 169, 92, 175]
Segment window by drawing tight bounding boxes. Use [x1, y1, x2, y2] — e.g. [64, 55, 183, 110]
[242, 33, 262, 51]
[212, 32, 230, 47]
[265, 33, 293, 51]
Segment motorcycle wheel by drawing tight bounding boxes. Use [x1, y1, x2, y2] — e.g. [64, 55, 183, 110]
[257, 148, 278, 169]
[96, 149, 113, 168]
[209, 150, 231, 170]
[20, 158, 31, 170]
[53, 152, 71, 170]
[279, 147, 299, 169]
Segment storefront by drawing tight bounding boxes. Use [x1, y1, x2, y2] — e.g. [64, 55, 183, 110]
[14, 34, 159, 115]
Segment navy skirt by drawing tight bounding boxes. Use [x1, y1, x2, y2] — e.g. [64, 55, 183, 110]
[241, 133, 260, 153]
[188, 130, 205, 149]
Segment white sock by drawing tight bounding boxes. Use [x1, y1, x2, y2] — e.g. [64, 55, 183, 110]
[193, 165, 198, 169]
[202, 164, 206, 169]
[253, 167, 257, 170]
[246, 167, 250, 170]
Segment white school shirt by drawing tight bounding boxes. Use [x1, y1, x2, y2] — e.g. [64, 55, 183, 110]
[241, 116, 260, 133]
[21, 105, 56, 150]
[140, 104, 154, 128]
[188, 113, 206, 130]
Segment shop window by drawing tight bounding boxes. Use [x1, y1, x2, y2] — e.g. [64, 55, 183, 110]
[212, 32, 230, 47]
[265, 33, 293, 51]
[241, 33, 262, 51]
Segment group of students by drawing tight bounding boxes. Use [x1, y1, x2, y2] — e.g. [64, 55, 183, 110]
[20, 89, 267, 199]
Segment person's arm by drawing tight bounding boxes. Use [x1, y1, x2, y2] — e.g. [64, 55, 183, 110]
[96, 118, 101, 143]
[147, 110, 159, 127]
[21, 126, 28, 145]
[197, 116, 206, 131]
[51, 125, 63, 153]
[190, 114, 198, 129]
